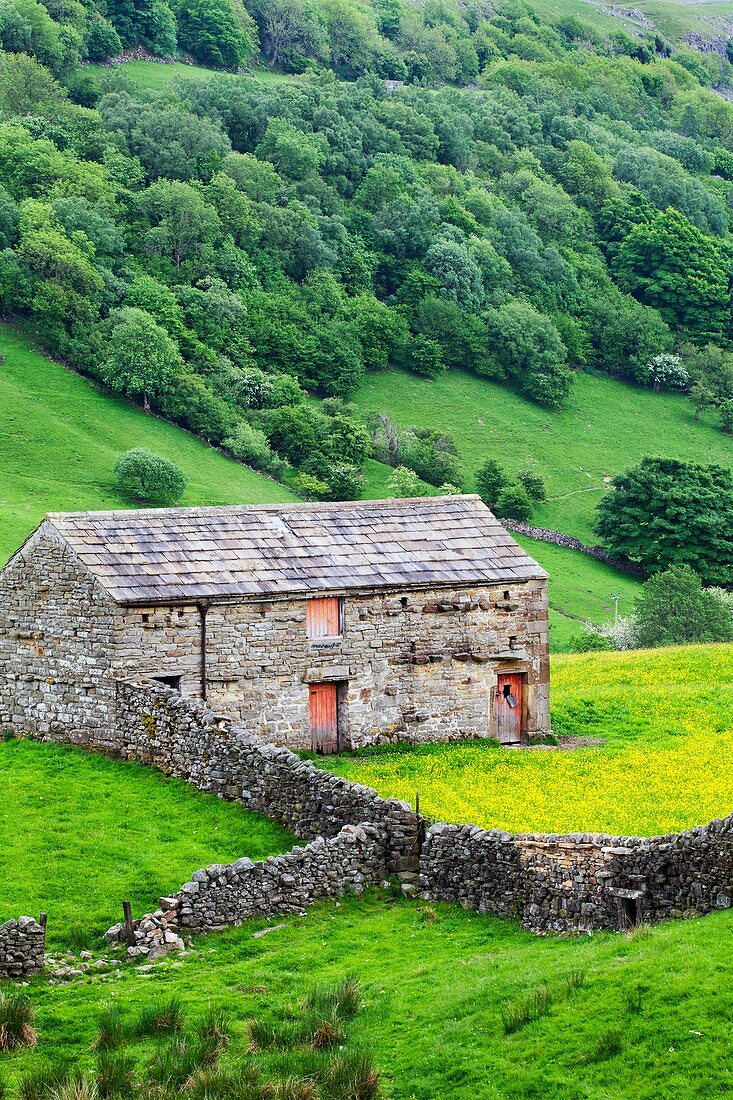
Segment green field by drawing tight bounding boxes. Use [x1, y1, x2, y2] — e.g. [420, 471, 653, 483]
[0, 325, 295, 562]
[85, 59, 297, 89]
[322, 643, 733, 836]
[6, 891, 733, 1099]
[0, 739, 294, 948]
[354, 367, 733, 546]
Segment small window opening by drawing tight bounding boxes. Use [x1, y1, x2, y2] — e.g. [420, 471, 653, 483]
[509, 635, 517, 650]
[307, 597, 343, 640]
[153, 674, 181, 691]
[400, 597, 408, 609]
[503, 590, 510, 601]
[177, 609, 184, 619]
[621, 896, 639, 928]
[141, 613, 149, 624]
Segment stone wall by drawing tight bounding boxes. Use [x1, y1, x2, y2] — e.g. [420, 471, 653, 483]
[0, 526, 116, 741]
[419, 818, 733, 932]
[501, 520, 645, 578]
[0, 917, 45, 980]
[168, 823, 387, 934]
[105, 679, 422, 874]
[116, 579, 550, 750]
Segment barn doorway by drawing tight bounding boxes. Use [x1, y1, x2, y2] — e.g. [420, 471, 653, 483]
[494, 672, 525, 745]
[309, 681, 341, 754]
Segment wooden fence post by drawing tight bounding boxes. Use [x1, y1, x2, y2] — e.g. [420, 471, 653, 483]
[122, 900, 135, 947]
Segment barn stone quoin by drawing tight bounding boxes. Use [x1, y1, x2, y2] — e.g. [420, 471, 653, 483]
[0, 496, 550, 751]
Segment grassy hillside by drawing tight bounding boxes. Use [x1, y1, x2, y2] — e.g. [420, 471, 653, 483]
[6, 892, 733, 1099]
[0, 326, 295, 562]
[355, 368, 733, 546]
[322, 643, 733, 836]
[0, 740, 293, 947]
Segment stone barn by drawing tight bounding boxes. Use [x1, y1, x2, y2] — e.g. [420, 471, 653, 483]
[0, 496, 550, 751]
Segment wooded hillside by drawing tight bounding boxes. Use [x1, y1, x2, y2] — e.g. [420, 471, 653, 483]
[1, 0, 733, 505]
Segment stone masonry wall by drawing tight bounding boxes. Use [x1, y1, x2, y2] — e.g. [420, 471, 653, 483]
[0, 521, 550, 752]
[115, 579, 550, 750]
[0, 525, 116, 741]
[419, 818, 733, 932]
[101, 679, 421, 874]
[0, 917, 45, 980]
[167, 823, 388, 934]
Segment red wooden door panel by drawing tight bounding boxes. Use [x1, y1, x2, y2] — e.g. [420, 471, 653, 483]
[495, 673, 524, 745]
[307, 597, 341, 639]
[309, 681, 339, 753]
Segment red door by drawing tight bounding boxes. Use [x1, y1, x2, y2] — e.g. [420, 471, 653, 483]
[309, 681, 339, 753]
[495, 673, 524, 745]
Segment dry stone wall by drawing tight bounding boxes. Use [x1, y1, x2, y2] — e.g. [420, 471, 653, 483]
[167, 823, 387, 934]
[0, 917, 45, 980]
[109, 679, 421, 874]
[501, 520, 646, 578]
[419, 818, 733, 932]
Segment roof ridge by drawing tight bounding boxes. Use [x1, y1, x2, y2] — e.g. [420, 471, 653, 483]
[46, 495, 485, 522]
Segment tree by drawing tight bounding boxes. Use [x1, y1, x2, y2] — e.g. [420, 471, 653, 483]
[495, 484, 533, 522]
[617, 208, 730, 341]
[475, 460, 508, 510]
[634, 565, 733, 648]
[174, 0, 256, 68]
[485, 299, 571, 408]
[114, 449, 187, 505]
[595, 457, 733, 586]
[682, 344, 733, 420]
[517, 469, 546, 503]
[138, 181, 221, 270]
[101, 308, 182, 411]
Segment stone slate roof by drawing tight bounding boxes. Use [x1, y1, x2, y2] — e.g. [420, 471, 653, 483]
[45, 496, 547, 605]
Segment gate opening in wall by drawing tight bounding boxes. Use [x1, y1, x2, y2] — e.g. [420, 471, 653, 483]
[495, 672, 526, 746]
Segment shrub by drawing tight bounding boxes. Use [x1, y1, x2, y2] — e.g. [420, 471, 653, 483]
[475, 459, 508, 509]
[438, 483, 462, 495]
[647, 353, 689, 392]
[0, 990, 37, 1051]
[114, 449, 187, 506]
[291, 472, 329, 500]
[387, 466, 423, 498]
[224, 421, 277, 471]
[495, 485, 533, 522]
[569, 629, 613, 653]
[517, 468, 547, 503]
[320, 462, 364, 502]
[634, 565, 733, 648]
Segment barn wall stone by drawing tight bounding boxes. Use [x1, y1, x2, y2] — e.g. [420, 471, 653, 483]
[115, 580, 550, 751]
[0, 525, 116, 741]
[0, 523, 550, 751]
[0, 917, 45, 980]
[418, 818, 733, 932]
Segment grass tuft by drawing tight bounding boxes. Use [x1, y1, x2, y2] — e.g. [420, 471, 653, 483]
[94, 1007, 126, 1052]
[304, 978, 362, 1023]
[95, 1051, 136, 1098]
[136, 996, 184, 1038]
[586, 1027, 624, 1062]
[501, 985, 553, 1035]
[0, 990, 37, 1051]
[322, 1052, 380, 1100]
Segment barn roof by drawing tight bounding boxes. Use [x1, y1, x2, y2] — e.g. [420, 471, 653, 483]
[45, 496, 547, 605]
